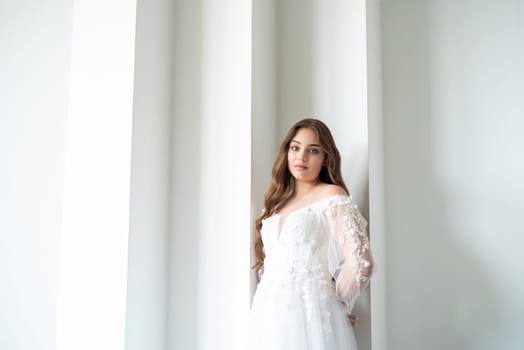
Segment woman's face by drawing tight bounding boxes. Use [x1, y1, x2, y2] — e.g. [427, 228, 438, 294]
[287, 128, 326, 183]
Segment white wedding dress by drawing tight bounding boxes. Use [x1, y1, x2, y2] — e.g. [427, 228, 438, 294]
[248, 194, 373, 350]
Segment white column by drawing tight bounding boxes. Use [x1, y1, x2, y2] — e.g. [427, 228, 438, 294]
[56, 1, 137, 350]
[0, 1, 74, 349]
[252, 0, 277, 293]
[168, 1, 203, 349]
[366, 1, 387, 350]
[198, 1, 252, 348]
[168, 1, 252, 349]
[124, 0, 173, 349]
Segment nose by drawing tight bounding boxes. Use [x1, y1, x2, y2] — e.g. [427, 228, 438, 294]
[297, 150, 307, 162]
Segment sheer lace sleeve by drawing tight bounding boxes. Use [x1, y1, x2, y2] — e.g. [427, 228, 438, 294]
[322, 195, 374, 313]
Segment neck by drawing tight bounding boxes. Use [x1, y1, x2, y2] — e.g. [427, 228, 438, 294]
[294, 179, 320, 198]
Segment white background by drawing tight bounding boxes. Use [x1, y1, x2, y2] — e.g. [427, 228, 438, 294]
[2, 0, 523, 350]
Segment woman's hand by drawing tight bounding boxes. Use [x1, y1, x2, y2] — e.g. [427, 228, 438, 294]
[347, 313, 359, 327]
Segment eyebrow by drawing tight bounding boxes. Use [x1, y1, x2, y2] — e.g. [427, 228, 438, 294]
[291, 139, 321, 147]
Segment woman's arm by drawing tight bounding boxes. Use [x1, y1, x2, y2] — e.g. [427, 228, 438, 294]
[323, 196, 374, 313]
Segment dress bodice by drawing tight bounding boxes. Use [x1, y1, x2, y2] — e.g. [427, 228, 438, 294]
[260, 197, 335, 286]
[257, 194, 373, 313]
[248, 194, 374, 350]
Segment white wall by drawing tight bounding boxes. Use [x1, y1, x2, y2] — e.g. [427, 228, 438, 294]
[15, 1, 523, 349]
[0, 1, 73, 349]
[381, 0, 524, 349]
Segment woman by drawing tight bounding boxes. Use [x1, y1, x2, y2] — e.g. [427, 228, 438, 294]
[248, 118, 374, 349]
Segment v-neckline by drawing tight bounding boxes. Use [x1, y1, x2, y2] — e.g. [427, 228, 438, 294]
[275, 205, 314, 239]
[276, 213, 290, 239]
[274, 194, 348, 239]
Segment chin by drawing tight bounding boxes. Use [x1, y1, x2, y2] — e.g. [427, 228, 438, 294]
[294, 174, 313, 181]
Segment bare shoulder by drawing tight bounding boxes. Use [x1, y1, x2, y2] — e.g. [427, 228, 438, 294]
[316, 183, 349, 198]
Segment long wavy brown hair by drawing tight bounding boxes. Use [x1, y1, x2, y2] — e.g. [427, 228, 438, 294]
[253, 118, 349, 271]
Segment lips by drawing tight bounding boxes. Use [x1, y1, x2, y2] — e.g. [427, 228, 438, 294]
[294, 165, 308, 170]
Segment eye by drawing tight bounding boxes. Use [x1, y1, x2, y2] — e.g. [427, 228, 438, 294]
[308, 148, 319, 154]
[290, 145, 299, 151]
